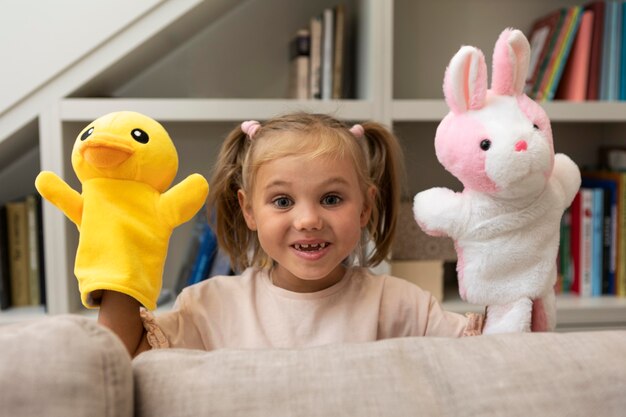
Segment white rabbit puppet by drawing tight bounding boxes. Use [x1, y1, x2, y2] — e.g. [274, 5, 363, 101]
[413, 28, 581, 334]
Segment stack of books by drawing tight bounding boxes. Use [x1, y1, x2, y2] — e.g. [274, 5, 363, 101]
[0, 194, 45, 311]
[557, 147, 626, 298]
[525, 1, 626, 102]
[287, 4, 348, 100]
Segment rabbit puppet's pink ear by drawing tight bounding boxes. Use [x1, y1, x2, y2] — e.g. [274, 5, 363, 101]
[491, 28, 530, 96]
[443, 46, 487, 114]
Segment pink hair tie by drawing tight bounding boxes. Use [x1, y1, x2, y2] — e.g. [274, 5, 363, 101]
[241, 120, 261, 139]
[349, 124, 364, 138]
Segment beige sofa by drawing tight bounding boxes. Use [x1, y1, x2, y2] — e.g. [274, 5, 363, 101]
[1, 315, 625, 417]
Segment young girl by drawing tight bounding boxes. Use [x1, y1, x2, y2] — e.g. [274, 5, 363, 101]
[98, 112, 484, 356]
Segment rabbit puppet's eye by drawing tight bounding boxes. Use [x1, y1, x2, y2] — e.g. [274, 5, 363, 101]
[479, 139, 491, 151]
[533, 124, 540, 130]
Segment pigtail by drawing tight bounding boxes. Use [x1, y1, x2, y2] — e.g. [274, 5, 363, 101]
[360, 122, 404, 266]
[208, 126, 252, 272]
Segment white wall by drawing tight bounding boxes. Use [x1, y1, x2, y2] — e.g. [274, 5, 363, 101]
[0, 0, 161, 115]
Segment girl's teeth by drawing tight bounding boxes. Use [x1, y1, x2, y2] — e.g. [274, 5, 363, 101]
[294, 243, 327, 250]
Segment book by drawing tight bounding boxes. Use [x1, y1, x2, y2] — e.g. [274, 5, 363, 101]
[529, 8, 568, 99]
[391, 260, 445, 302]
[175, 212, 206, 294]
[309, 14, 323, 99]
[320, 7, 335, 100]
[186, 222, 218, 287]
[526, 9, 566, 96]
[591, 187, 604, 296]
[555, 9, 594, 101]
[605, 1, 622, 100]
[25, 195, 41, 305]
[559, 210, 574, 293]
[207, 247, 232, 278]
[0, 205, 11, 309]
[36, 194, 46, 307]
[583, 170, 626, 297]
[599, 0, 622, 100]
[580, 188, 594, 296]
[585, 1, 606, 99]
[332, 4, 345, 99]
[5, 200, 30, 306]
[287, 29, 310, 99]
[582, 176, 618, 295]
[538, 6, 583, 101]
[392, 202, 457, 261]
[621, 2, 626, 100]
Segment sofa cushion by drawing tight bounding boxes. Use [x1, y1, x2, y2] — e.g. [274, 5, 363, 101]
[133, 330, 626, 417]
[0, 315, 133, 417]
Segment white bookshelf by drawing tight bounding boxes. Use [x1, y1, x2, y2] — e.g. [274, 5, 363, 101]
[1, 0, 625, 330]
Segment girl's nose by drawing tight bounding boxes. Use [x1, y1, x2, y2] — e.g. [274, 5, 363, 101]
[294, 205, 323, 230]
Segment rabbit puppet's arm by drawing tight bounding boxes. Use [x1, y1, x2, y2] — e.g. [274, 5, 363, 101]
[413, 187, 465, 238]
[482, 298, 533, 334]
[551, 153, 582, 207]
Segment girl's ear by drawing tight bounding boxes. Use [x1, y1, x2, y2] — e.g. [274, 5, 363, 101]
[443, 45, 487, 114]
[491, 28, 530, 96]
[237, 189, 257, 231]
[360, 186, 376, 228]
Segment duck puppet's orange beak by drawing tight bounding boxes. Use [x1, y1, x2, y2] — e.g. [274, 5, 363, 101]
[79, 135, 134, 168]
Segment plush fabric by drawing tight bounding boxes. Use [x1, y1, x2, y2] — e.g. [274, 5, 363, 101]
[133, 331, 626, 417]
[35, 111, 208, 310]
[413, 28, 581, 333]
[0, 315, 133, 417]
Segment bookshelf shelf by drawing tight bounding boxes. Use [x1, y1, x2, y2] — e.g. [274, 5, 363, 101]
[393, 99, 626, 123]
[443, 295, 626, 331]
[2, 0, 626, 329]
[59, 98, 377, 123]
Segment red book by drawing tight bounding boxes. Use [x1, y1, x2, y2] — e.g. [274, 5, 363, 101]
[570, 189, 595, 295]
[569, 191, 582, 293]
[556, 10, 594, 101]
[584, 1, 606, 100]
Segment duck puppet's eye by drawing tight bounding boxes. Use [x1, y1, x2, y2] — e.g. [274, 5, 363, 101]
[80, 127, 94, 141]
[131, 128, 149, 144]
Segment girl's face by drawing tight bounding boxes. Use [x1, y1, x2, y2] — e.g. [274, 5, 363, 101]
[239, 152, 372, 292]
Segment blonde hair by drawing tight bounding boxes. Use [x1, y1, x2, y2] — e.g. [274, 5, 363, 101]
[209, 112, 404, 272]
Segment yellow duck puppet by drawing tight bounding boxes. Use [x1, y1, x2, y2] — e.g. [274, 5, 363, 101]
[35, 111, 209, 310]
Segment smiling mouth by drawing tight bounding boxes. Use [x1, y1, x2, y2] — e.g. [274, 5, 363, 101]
[293, 243, 329, 251]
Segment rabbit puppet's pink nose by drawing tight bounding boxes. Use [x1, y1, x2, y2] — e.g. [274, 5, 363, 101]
[515, 140, 528, 152]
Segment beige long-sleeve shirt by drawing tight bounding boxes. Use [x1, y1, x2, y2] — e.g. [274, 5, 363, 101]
[142, 267, 483, 350]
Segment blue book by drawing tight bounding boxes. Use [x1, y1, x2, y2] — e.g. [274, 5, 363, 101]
[603, 1, 623, 100]
[609, 1, 623, 100]
[591, 188, 604, 296]
[582, 177, 618, 294]
[186, 223, 218, 286]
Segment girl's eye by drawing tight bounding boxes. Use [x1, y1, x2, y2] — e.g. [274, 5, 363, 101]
[272, 197, 293, 209]
[321, 194, 342, 206]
